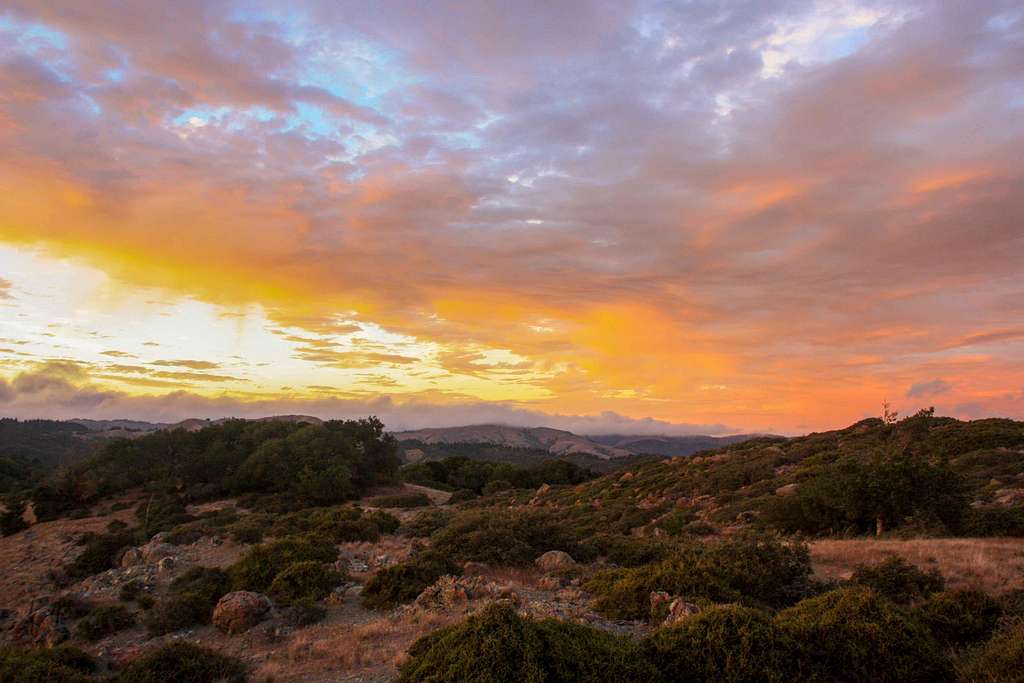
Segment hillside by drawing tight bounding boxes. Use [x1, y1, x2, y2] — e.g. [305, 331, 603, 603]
[588, 433, 758, 457]
[534, 413, 1024, 537]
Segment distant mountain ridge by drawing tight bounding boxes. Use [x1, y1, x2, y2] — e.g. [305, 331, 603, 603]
[393, 424, 756, 459]
[588, 433, 758, 457]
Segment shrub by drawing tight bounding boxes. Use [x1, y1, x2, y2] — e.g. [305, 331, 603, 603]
[118, 642, 248, 683]
[362, 551, 461, 610]
[959, 619, 1024, 683]
[430, 508, 593, 567]
[912, 589, 1002, 645]
[367, 509, 401, 534]
[66, 530, 137, 579]
[849, 557, 944, 604]
[73, 604, 135, 641]
[0, 645, 98, 683]
[228, 537, 337, 592]
[591, 534, 671, 568]
[642, 605, 800, 682]
[959, 506, 1024, 537]
[268, 506, 383, 544]
[481, 480, 514, 495]
[135, 495, 193, 536]
[587, 532, 813, 619]
[118, 579, 148, 603]
[775, 587, 954, 682]
[1, 501, 29, 537]
[401, 509, 453, 538]
[144, 567, 229, 635]
[397, 602, 655, 682]
[282, 598, 327, 628]
[448, 489, 478, 503]
[369, 492, 432, 508]
[268, 561, 344, 605]
[50, 595, 93, 620]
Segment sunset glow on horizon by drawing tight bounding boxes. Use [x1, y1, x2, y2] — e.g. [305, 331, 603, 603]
[1, 1, 1022, 435]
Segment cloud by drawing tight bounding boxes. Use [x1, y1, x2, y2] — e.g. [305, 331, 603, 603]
[0, 278, 12, 300]
[0, 360, 742, 434]
[907, 378, 952, 398]
[0, 2, 1022, 432]
[149, 359, 221, 370]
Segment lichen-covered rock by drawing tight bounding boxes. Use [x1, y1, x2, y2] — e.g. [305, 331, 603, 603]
[212, 591, 273, 634]
[415, 576, 516, 611]
[535, 550, 576, 572]
[10, 605, 69, 647]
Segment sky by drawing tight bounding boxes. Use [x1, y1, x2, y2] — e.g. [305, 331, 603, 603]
[0, 0, 1022, 435]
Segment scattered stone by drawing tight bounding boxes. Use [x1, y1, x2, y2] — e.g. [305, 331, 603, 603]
[537, 576, 562, 591]
[994, 488, 1024, 507]
[462, 561, 489, 575]
[415, 576, 517, 611]
[119, 547, 144, 568]
[212, 591, 273, 634]
[156, 556, 176, 575]
[535, 550, 577, 573]
[619, 472, 635, 482]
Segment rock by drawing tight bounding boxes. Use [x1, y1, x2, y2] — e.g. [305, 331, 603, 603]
[348, 559, 370, 573]
[775, 483, 799, 497]
[535, 550, 577, 572]
[650, 591, 672, 615]
[536, 483, 551, 497]
[10, 605, 69, 647]
[120, 547, 144, 568]
[212, 591, 273, 634]
[142, 542, 177, 563]
[156, 557, 177, 575]
[619, 472, 635, 482]
[537, 575, 562, 591]
[415, 576, 513, 611]
[994, 488, 1024, 507]
[664, 598, 702, 624]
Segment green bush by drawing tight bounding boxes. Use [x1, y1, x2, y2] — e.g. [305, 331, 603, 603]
[430, 508, 593, 567]
[268, 561, 344, 605]
[367, 509, 401, 534]
[0, 645, 98, 683]
[591, 534, 671, 567]
[228, 537, 337, 592]
[50, 595, 93, 620]
[396, 602, 654, 682]
[848, 557, 944, 604]
[119, 580, 147, 603]
[642, 605, 800, 682]
[362, 551, 461, 610]
[959, 506, 1024, 537]
[587, 532, 813, 619]
[144, 567, 229, 635]
[775, 587, 954, 682]
[448, 489, 478, 503]
[401, 509, 454, 538]
[73, 604, 136, 641]
[268, 506, 385, 543]
[959, 619, 1024, 683]
[66, 530, 138, 579]
[369, 492, 432, 508]
[118, 642, 248, 683]
[912, 589, 1002, 645]
[481, 480, 514, 495]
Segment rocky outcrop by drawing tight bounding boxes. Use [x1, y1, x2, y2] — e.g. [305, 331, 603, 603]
[10, 603, 69, 647]
[534, 550, 577, 573]
[212, 591, 273, 634]
[650, 591, 701, 625]
[415, 576, 517, 611]
[775, 483, 799, 497]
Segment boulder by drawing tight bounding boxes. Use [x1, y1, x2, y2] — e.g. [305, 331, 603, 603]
[10, 605, 69, 647]
[120, 547, 145, 568]
[619, 472, 635, 482]
[775, 483, 799, 497]
[664, 598, 702, 625]
[212, 591, 273, 634]
[142, 542, 177, 563]
[534, 550, 577, 573]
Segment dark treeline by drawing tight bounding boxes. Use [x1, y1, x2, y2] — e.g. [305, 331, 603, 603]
[401, 456, 596, 494]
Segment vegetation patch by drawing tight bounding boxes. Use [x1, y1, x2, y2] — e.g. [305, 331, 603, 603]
[0, 645, 98, 683]
[775, 587, 954, 682]
[642, 605, 800, 682]
[145, 567, 229, 635]
[73, 604, 136, 641]
[912, 589, 1002, 645]
[368, 492, 432, 508]
[268, 561, 345, 605]
[362, 551, 461, 610]
[848, 556, 944, 604]
[228, 537, 337, 593]
[118, 642, 248, 683]
[397, 602, 654, 682]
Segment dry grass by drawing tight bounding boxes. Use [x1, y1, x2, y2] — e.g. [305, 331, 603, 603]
[257, 607, 460, 681]
[810, 537, 1024, 594]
